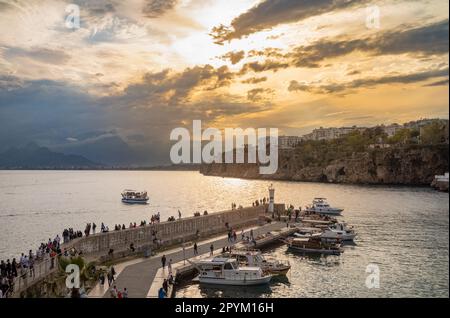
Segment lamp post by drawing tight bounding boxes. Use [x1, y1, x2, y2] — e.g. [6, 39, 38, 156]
[268, 184, 275, 214]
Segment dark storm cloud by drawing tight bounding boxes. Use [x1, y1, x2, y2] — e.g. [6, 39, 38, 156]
[288, 68, 450, 94]
[210, 0, 362, 44]
[234, 20, 449, 75]
[142, 0, 178, 18]
[0, 63, 267, 163]
[288, 20, 449, 68]
[0, 77, 102, 151]
[120, 64, 235, 105]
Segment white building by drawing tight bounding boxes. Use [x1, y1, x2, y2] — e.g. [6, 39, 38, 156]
[278, 136, 302, 149]
[381, 124, 402, 137]
[302, 126, 367, 141]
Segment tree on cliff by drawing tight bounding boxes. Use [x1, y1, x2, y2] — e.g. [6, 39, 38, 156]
[420, 122, 448, 145]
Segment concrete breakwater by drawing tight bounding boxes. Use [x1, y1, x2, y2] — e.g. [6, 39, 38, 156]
[69, 204, 284, 257]
[13, 203, 285, 296]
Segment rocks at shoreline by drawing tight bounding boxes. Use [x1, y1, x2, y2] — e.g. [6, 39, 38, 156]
[200, 145, 449, 186]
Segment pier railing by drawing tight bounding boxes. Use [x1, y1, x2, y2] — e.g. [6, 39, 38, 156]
[11, 256, 59, 297]
[8, 203, 285, 297]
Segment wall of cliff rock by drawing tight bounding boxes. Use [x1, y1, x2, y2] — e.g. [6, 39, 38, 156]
[200, 145, 449, 185]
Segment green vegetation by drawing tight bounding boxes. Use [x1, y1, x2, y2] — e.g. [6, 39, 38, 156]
[291, 124, 448, 168]
[420, 122, 448, 145]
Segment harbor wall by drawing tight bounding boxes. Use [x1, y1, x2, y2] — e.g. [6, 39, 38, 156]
[66, 204, 285, 257]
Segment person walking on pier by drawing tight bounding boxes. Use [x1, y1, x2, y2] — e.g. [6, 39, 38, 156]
[92, 223, 97, 234]
[158, 287, 166, 298]
[210, 244, 214, 256]
[168, 259, 173, 274]
[193, 243, 198, 256]
[161, 255, 167, 269]
[178, 210, 182, 219]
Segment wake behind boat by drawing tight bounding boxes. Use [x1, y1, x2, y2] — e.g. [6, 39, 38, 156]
[121, 189, 149, 204]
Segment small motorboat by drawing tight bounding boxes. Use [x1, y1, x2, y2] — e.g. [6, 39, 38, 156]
[190, 257, 273, 286]
[286, 235, 343, 255]
[226, 250, 291, 276]
[305, 198, 343, 215]
[121, 189, 149, 204]
[321, 222, 356, 241]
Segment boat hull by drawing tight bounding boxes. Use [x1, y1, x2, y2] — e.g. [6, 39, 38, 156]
[321, 233, 356, 241]
[288, 245, 341, 255]
[121, 198, 149, 204]
[198, 275, 272, 286]
[305, 208, 343, 216]
[266, 266, 290, 276]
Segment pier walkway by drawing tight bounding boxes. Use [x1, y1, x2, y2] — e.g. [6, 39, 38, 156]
[89, 221, 287, 298]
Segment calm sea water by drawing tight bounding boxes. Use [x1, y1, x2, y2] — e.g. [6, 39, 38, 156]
[0, 170, 448, 297]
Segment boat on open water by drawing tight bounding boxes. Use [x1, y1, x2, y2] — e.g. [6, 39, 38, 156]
[121, 189, 149, 204]
[305, 198, 343, 215]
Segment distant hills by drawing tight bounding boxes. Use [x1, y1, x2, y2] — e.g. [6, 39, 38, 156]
[0, 143, 102, 169]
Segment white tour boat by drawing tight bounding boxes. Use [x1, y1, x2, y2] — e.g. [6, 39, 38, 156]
[191, 257, 273, 286]
[321, 222, 356, 241]
[305, 198, 343, 215]
[121, 189, 149, 204]
[227, 250, 291, 276]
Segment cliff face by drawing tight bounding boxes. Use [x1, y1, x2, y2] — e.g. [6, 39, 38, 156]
[200, 145, 449, 185]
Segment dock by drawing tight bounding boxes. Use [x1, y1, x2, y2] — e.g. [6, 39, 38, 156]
[88, 221, 290, 298]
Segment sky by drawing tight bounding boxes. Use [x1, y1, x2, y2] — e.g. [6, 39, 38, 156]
[0, 0, 448, 165]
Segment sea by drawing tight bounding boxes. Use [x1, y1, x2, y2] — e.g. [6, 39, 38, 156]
[0, 170, 448, 297]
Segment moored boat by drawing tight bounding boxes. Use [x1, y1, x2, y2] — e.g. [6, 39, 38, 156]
[226, 250, 291, 276]
[191, 257, 273, 286]
[321, 222, 356, 241]
[305, 198, 343, 215]
[286, 235, 343, 255]
[121, 189, 149, 204]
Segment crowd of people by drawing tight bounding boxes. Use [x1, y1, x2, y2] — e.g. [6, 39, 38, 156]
[158, 255, 175, 298]
[1, 203, 255, 298]
[0, 234, 65, 298]
[193, 210, 209, 217]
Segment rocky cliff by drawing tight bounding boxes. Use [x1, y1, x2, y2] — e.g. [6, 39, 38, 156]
[200, 145, 449, 186]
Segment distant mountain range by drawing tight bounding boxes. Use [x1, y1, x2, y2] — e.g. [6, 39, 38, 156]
[0, 143, 102, 169]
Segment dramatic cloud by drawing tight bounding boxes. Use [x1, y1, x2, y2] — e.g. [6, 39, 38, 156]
[288, 68, 450, 94]
[247, 88, 274, 102]
[211, 0, 362, 43]
[220, 50, 245, 64]
[239, 60, 289, 75]
[4, 47, 71, 65]
[241, 76, 268, 84]
[143, 0, 178, 18]
[288, 20, 449, 68]
[120, 64, 235, 106]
